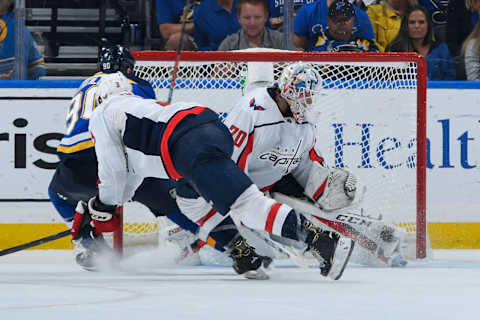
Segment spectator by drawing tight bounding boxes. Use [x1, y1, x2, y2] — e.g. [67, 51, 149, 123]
[194, 0, 241, 51]
[268, 0, 314, 30]
[218, 0, 285, 50]
[418, 0, 448, 42]
[309, 0, 378, 52]
[352, 0, 379, 11]
[0, 0, 45, 79]
[461, 1, 480, 80]
[156, 0, 198, 51]
[387, 5, 455, 80]
[367, 0, 417, 52]
[294, 0, 374, 51]
[447, 0, 479, 79]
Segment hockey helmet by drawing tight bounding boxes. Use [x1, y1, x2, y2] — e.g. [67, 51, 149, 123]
[98, 45, 135, 74]
[278, 62, 320, 123]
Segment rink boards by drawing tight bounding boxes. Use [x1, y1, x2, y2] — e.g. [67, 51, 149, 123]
[0, 81, 479, 249]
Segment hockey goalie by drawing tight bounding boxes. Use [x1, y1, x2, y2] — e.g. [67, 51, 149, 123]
[168, 61, 407, 268]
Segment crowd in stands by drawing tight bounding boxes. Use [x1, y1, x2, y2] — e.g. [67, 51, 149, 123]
[0, 0, 45, 79]
[2, 0, 480, 80]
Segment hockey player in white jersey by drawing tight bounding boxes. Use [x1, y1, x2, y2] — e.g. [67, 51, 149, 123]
[82, 71, 355, 280]
[176, 62, 407, 268]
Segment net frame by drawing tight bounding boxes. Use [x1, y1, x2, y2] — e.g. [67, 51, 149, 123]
[127, 51, 427, 259]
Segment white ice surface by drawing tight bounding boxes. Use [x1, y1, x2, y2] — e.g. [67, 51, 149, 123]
[1, 248, 479, 320]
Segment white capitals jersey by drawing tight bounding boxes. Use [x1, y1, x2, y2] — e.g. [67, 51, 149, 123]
[89, 93, 210, 206]
[224, 87, 322, 191]
[175, 87, 324, 238]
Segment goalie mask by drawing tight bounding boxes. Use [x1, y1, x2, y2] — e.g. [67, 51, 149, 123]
[95, 72, 133, 105]
[278, 62, 321, 123]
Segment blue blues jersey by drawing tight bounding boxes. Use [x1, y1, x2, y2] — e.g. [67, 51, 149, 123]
[57, 72, 155, 162]
[0, 12, 46, 79]
[309, 31, 379, 52]
[419, 0, 448, 26]
[294, 0, 374, 49]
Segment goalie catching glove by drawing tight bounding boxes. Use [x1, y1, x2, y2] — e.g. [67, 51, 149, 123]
[304, 162, 362, 211]
[71, 196, 121, 239]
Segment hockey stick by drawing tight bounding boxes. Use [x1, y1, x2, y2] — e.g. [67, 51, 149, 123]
[311, 216, 389, 264]
[271, 193, 393, 264]
[0, 229, 71, 257]
[167, 0, 196, 104]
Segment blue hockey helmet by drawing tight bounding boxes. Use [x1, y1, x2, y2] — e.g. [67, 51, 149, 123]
[98, 45, 135, 74]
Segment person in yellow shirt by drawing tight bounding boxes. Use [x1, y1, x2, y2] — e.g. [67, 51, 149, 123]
[367, 0, 417, 51]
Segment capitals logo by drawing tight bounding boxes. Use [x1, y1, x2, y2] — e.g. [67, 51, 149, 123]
[249, 98, 265, 111]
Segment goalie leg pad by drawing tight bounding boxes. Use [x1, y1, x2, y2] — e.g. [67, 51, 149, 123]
[272, 192, 407, 266]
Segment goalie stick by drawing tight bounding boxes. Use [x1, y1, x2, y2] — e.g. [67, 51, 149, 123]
[271, 193, 393, 264]
[0, 229, 71, 257]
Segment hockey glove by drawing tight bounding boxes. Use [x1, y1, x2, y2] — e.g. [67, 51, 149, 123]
[71, 201, 96, 241]
[304, 162, 361, 211]
[87, 196, 121, 235]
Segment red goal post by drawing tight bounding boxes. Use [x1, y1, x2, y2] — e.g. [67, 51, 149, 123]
[128, 51, 427, 259]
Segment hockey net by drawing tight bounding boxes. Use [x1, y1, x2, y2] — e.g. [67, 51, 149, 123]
[118, 50, 427, 260]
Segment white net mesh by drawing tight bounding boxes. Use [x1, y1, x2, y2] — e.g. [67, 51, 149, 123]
[127, 51, 427, 258]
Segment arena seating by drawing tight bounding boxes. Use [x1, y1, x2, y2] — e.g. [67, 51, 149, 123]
[24, 0, 146, 77]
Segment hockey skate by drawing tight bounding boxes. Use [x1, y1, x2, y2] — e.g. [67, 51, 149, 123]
[229, 236, 273, 280]
[73, 234, 113, 271]
[175, 239, 205, 266]
[303, 220, 354, 280]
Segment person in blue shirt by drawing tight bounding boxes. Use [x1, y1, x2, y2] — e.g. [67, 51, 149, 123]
[0, 0, 46, 79]
[387, 5, 455, 80]
[308, 0, 378, 52]
[268, 0, 316, 30]
[293, 0, 374, 51]
[156, 0, 198, 51]
[194, 0, 241, 51]
[418, 0, 448, 42]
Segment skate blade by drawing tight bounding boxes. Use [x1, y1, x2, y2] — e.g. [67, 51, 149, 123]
[328, 238, 355, 280]
[243, 267, 270, 280]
